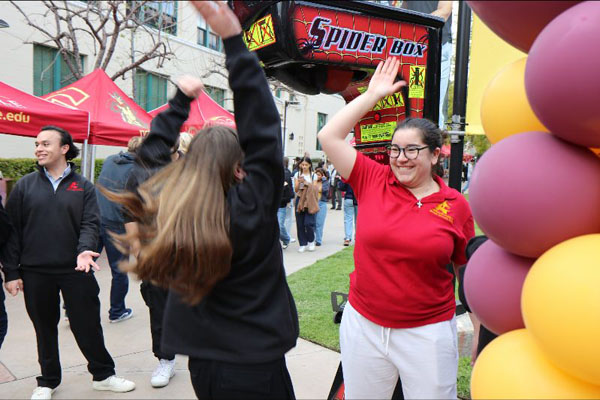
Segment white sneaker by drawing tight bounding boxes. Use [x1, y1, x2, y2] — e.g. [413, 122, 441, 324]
[308, 241, 316, 251]
[92, 375, 136, 392]
[298, 246, 306, 253]
[151, 359, 175, 388]
[31, 387, 54, 400]
[290, 238, 297, 243]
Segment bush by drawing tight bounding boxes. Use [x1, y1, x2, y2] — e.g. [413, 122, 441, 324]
[0, 158, 105, 181]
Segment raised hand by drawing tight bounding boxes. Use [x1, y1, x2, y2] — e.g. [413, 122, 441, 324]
[366, 58, 407, 101]
[189, 1, 242, 39]
[177, 75, 204, 99]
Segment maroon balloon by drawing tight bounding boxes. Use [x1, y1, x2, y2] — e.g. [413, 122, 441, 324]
[526, 1, 600, 148]
[464, 240, 534, 335]
[469, 131, 600, 258]
[467, 1, 579, 53]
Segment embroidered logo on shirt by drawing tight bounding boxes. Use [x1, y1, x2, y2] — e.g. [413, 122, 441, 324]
[430, 200, 454, 223]
[67, 182, 84, 192]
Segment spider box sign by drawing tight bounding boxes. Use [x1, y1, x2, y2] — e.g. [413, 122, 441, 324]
[233, 0, 443, 163]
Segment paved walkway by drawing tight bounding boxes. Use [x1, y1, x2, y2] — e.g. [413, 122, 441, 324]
[0, 206, 348, 399]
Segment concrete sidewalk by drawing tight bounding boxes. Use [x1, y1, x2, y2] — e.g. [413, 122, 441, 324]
[0, 206, 348, 399]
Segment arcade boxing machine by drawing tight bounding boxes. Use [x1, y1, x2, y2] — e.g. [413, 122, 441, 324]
[230, 1, 445, 398]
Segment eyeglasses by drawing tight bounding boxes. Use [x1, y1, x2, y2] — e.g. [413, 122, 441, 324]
[386, 145, 429, 160]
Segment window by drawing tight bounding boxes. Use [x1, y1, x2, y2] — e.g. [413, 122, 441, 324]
[316, 112, 328, 151]
[275, 88, 282, 98]
[205, 86, 225, 107]
[135, 69, 168, 111]
[33, 44, 85, 96]
[197, 17, 223, 51]
[129, 1, 177, 35]
[290, 93, 297, 102]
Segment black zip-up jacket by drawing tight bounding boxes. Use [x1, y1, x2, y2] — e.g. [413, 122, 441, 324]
[1, 164, 99, 281]
[161, 34, 299, 363]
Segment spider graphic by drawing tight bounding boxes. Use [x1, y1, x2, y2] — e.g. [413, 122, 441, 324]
[411, 67, 425, 88]
[297, 37, 325, 57]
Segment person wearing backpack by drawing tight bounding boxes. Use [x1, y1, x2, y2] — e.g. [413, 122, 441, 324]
[278, 157, 295, 249]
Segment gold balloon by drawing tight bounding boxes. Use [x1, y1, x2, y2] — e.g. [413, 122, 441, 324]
[522, 234, 600, 386]
[481, 58, 548, 144]
[471, 329, 600, 399]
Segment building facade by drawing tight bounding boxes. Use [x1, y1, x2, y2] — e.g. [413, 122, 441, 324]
[0, 1, 345, 161]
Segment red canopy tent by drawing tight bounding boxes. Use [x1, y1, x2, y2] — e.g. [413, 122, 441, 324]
[41, 69, 151, 146]
[0, 81, 89, 141]
[149, 90, 235, 133]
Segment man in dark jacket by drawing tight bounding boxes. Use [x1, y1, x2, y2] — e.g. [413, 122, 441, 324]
[0, 195, 11, 349]
[96, 136, 141, 323]
[278, 157, 294, 249]
[1, 126, 135, 399]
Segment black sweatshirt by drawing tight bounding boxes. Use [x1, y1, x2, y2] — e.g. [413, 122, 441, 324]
[161, 35, 299, 363]
[1, 164, 99, 281]
[124, 88, 193, 206]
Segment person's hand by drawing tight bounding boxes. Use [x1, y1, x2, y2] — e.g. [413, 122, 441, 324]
[366, 57, 407, 101]
[177, 75, 204, 99]
[5, 279, 23, 296]
[189, 1, 242, 39]
[75, 250, 101, 273]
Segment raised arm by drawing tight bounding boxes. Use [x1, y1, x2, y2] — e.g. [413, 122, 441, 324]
[317, 58, 406, 179]
[135, 77, 202, 170]
[191, 1, 283, 213]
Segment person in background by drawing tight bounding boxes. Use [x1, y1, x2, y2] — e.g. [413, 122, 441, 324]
[293, 157, 318, 252]
[338, 180, 357, 246]
[403, 1, 453, 128]
[314, 167, 330, 246]
[329, 165, 342, 210]
[317, 58, 474, 399]
[120, 78, 197, 390]
[95, 136, 142, 323]
[462, 158, 474, 194]
[1, 126, 135, 400]
[278, 157, 294, 249]
[0, 195, 11, 349]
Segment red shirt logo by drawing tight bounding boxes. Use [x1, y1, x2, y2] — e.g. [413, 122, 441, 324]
[67, 182, 84, 192]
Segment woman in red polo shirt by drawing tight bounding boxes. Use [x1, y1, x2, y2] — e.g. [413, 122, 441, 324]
[317, 58, 474, 399]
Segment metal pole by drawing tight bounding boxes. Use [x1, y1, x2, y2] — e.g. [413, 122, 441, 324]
[81, 139, 88, 178]
[448, 1, 471, 192]
[282, 101, 288, 156]
[89, 144, 96, 183]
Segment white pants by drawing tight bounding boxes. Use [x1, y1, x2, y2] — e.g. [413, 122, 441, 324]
[340, 302, 458, 400]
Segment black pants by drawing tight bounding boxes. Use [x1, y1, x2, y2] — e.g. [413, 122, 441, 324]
[295, 210, 316, 246]
[188, 357, 295, 400]
[22, 270, 115, 388]
[140, 281, 174, 361]
[331, 185, 342, 209]
[0, 273, 7, 349]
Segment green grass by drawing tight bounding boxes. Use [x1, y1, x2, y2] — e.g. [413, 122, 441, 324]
[287, 247, 354, 351]
[463, 193, 483, 236]
[287, 247, 473, 399]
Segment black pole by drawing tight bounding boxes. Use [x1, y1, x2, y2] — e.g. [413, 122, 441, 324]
[448, 1, 471, 192]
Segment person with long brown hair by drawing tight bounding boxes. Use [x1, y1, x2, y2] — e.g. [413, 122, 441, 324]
[112, 2, 299, 398]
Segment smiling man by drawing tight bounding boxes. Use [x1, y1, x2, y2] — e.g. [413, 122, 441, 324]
[1, 126, 135, 400]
